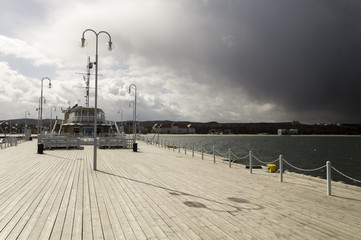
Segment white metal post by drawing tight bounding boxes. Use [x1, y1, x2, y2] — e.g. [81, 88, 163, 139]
[129, 84, 137, 144]
[213, 146, 215, 163]
[327, 161, 332, 196]
[279, 155, 283, 182]
[228, 148, 231, 168]
[249, 150, 253, 174]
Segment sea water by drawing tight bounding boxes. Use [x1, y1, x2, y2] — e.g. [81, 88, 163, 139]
[145, 135, 361, 187]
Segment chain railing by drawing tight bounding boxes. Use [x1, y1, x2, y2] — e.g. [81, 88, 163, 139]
[252, 154, 279, 165]
[142, 136, 361, 195]
[0, 137, 25, 149]
[283, 158, 326, 172]
[331, 166, 361, 184]
[231, 151, 249, 160]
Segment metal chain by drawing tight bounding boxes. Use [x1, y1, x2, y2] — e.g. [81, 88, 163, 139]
[331, 166, 361, 183]
[202, 147, 213, 154]
[283, 158, 326, 172]
[231, 151, 249, 160]
[215, 149, 229, 157]
[252, 154, 279, 164]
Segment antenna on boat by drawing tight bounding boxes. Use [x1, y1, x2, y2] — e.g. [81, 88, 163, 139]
[75, 56, 101, 107]
[85, 56, 91, 107]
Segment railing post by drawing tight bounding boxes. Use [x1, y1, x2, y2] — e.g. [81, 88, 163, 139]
[279, 155, 283, 182]
[192, 144, 194, 157]
[213, 146, 215, 163]
[201, 147, 204, 160]
[327, 161, 332, 196]
[228, 148, 231, 168]
[179, 142, 181, 153]
[173, 141, 174, 151]
[249, 151, 252, 174]
[185, 144, 187, 155]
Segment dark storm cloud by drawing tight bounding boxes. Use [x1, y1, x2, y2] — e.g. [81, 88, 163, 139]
[201, 0, 361, 123]
[227, 0, 361, 123]
[137, 0, 361, 123]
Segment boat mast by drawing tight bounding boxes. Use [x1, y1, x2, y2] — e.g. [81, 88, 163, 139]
[85, 56, 92, 107]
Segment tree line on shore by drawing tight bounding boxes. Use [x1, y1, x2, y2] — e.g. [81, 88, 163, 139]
[2, 118, 361, 135]
[141, 121, 361, 135]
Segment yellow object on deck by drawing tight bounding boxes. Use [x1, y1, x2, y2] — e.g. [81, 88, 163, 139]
[267, 164, 277, 173]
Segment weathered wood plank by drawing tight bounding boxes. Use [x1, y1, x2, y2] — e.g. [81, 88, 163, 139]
[0, 140, 361, 240]
[12, 154, 73, 239]
[35, 152, 76, 239]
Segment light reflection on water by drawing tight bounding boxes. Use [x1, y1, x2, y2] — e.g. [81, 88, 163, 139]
[145, 135, 361, 187]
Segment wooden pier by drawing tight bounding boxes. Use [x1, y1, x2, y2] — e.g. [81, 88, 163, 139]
[1, 140, 361, 239]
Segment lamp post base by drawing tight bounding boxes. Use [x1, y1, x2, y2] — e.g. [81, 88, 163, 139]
[37, 143, 44, 154]
[133, 143, 137, 152]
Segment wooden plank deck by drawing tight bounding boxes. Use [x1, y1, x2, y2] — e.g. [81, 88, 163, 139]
[0, 140, 361, 239]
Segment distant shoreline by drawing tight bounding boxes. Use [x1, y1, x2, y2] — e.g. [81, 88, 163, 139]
[2, 133, 360, 138]
[143, 134, 361, 137]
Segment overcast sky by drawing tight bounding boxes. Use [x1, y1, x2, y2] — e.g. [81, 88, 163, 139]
[1, 0, 361, 124]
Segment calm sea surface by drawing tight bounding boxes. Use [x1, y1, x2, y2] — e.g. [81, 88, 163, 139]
[144, 135, 361, 187]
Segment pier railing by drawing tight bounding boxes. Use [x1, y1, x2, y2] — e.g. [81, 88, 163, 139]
[0, 137, 25, 149]
[142, 137, 361, 196]
[42, 136, 134, 149]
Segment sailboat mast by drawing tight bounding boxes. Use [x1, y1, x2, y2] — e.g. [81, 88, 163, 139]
[86, 56, 91, 107]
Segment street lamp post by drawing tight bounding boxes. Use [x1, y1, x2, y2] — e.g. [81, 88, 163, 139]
[118, 108, 123, 126]
[118, 108, 123, 132]
[129, 101, 134, 135]
[50, 106, 56, 133]
[38, 77, 51, 154]
[128, 84, 137, 151]
[24, 110, 30, 133]
[137, 114, 141, 135]
[80, 29, 113, 170]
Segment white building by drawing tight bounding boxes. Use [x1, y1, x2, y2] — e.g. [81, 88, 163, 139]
[278, 129, 298, 135]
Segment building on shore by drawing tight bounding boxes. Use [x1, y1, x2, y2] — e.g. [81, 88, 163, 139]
[278, 129, 299, 135]
[152, 122, 195, 134]
[208, 129, 233, 134]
